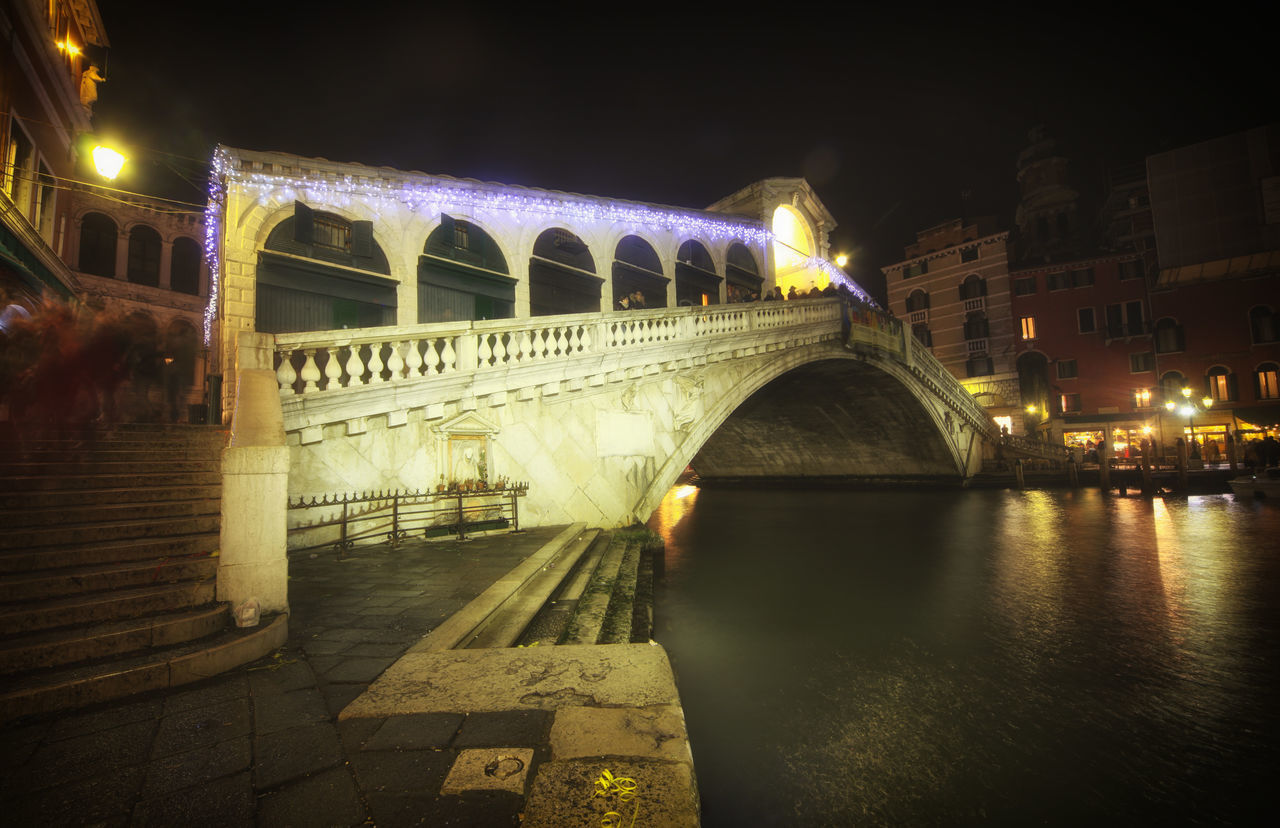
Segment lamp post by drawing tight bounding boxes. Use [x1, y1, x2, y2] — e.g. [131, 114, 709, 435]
[1167, 387, 1214, 456]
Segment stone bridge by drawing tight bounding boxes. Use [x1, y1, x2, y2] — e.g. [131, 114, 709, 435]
[261, 299, 994, 533]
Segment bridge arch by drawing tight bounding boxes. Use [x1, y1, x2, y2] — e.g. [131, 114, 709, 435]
[633, 348, 968, 523]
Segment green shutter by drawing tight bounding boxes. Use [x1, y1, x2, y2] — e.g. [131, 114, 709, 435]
[352, 221, 373, 258]
[293, 202, 314, 244]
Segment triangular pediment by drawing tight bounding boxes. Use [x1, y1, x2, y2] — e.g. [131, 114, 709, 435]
[431, 410, 501, 436]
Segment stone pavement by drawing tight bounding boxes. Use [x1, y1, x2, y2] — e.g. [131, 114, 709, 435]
[0, 527, 532, 825]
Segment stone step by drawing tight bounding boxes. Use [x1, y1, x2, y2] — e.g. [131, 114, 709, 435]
[0, 484, 221, 511]
[0, 580, 217, 636]
[462, 528, 601, 649]
[0, 605, 227, 672]
[0, 458, 220, 477]
[0, 513, 222, 551]
[0, 496, 221, 529]
[0, 613, 287, 724]
[0, 469, 223, 492]
[0, 554, 217, 602]
[517, 531, 612, 647]
[560, 534, 628, 646]
[597, 538, 642, 645]
[0, 446, 222, 464]
[0, 532, 219, 574]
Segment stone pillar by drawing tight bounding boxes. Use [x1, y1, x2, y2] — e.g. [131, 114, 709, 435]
[114, 230, 130, 281]
[158, 238, 173, 290]
[219, 331, 290, 617]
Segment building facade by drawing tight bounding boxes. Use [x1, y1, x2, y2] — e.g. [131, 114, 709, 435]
[883, 218, 1023, 433]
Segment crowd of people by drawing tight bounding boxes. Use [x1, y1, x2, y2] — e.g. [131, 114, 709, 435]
[0, 295, 194, 438]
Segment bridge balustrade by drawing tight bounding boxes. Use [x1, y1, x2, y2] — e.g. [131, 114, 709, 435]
[272, 299, 844, 397]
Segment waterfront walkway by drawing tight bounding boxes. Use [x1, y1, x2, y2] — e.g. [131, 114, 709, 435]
[0, 527, 696, 826]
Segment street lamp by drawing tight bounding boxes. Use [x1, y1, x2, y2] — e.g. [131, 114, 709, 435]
[1167, 387, 1213, 451]
[835, 253, 849, 268]
[91, 145, 126, 180]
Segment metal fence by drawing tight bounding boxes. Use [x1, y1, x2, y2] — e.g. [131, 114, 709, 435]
[287, 484, 528, 555]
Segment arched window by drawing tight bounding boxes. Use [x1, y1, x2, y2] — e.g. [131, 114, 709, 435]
[905, 289, 929, 313]
[127, 225, 161, 287]
[959, 274, 986, 301]
[911, 323, 932, 347]
[78, 212, 117, 277]
[963, 311, 989, 340]
[1205, 366, 1236, 402]
[1249, 306, 1278, 344]
[170, 237, 201, 295]
[1160, 371, 1186, 403]
[529, 228, 599, 316]
[675, 240, 719, 307]
[1154, 318, 1184, 353]
[419, 218, 513, 322]
[1256, 362, 1280, 400]
[612, 235, 667, 309]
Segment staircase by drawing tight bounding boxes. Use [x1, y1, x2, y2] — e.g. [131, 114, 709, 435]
[0, 423, 286, 723]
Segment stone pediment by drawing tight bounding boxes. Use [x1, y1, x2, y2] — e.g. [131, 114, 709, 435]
[431, 411, 501, 437]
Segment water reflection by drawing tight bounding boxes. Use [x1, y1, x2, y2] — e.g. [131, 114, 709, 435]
[650, 486, 1280, 825]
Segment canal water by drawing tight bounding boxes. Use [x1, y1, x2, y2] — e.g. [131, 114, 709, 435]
[648, 484, 1280, 826]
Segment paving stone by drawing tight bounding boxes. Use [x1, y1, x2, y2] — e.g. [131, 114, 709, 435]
[455, 710, 553, 748]
[299, 637, 353, 656]
[441, 748, 534, 794]
[256, 767, 366, 827]
[161, 675, 250, 717]
[363, 713, 464, 751]
[6, 764, 143, 827]
[151, 698, 251, 760]
[19, 718, 156, 791]
[322, 682, 368, 716]
[246, 657, 316, 695]
[0, 719, 51, 775]
[253, 722, 343, 790]
[550, 704, 691, 763]
[367, 791, 524, 828]
[252, 687, 330, 736]
[142, 735, 251, 798]
[48, 697, 162, 742]
[323, 656, 396, 683]
[348, 749, 456, 793]
[522, 759, 699, 828]
[340, 642, 407, 658]
[337, 717, 384, 752]
[132, 769, 254, 827]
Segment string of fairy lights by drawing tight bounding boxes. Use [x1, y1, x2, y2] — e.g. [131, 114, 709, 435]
[200, 146, 874, 344]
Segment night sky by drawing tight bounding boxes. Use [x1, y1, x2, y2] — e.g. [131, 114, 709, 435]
[89, 4, 1272, 303]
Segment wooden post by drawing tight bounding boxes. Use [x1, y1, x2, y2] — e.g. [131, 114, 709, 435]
[1068, 460, 1079, 487]
[1176, 438, 1189, 492]
[1014, 459, 1026, 489]
[1226, 429, 1238, 473]
[1098, 439, 1111, 493]
[1140, 453, 1154, 495]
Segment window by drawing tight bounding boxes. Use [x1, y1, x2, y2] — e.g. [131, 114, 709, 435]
[912, 323, 932, 347]
[1206, 367, 1235, 402]
[1060, 393, 1082, 413]
[126, 225, 161, 287]
[905, 289, 930, 312]
[1257, 363, 1280, 400]
[78, 212, 117, 278]
[454, 222, 470, 250]
[959, 275, 987, 301]
[1160, 371, 1186, 402]
[1250, 306, 1278, 344]
[1078, 307, 1096, 333]
[1047, 272, 1070, 291]
[1057, 359, 1078, 379]
[960, 246, 978, 263]
[312, 214, 351, 252]
[966, 356, 993, 377]
[1013, 277, 1037, 296]
[170, 237, 201, 295]
[1133, 387, 1153, 408]
[1154, 318, 1184, 353]
[1119, 259, 1145, 280]
[964, 312, 990, 340]
[1106, 301, 1145, 338]
[903, 260, 928, 278]
[1020, 316, 1037, 340]
[1071, 267, 1094, 287]
[1129, 352, 1154, 373]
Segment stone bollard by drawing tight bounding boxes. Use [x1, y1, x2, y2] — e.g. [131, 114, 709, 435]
[1176, 438, 1189, 492]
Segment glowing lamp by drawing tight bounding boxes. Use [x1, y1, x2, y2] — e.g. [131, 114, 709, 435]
[92, 145, 126, 180]
[1165, 400, 1176, 411]
[1026, 404, 1037, 415]
[1181, 406, 1194, 417]
[835, 253, 849, 268]
[1201, 397, 1213, 409]
[1181, 387, 1192, 398]
[1142, 426, 1153, 435]
[58, 40, 81, 56]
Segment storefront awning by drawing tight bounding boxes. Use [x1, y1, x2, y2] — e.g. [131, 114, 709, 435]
[1230, 405, 1280, 428]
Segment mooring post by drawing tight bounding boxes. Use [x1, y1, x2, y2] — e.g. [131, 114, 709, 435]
[1068, 459, 1080, 487]
[1226, 429, 1238, 472]
[1015, 458, 1026, 489]
[1098, 439, 1111, 494]
[1176, 438, 1189, 492]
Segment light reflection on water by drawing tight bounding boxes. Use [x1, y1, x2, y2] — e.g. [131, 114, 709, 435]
[649, 486, 1280, 826]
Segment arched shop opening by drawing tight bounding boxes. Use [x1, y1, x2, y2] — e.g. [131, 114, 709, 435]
[529, 228, 601, 316]
[675, 240, 720, 306]
[419, 216, 514, 323]
[256, 202, 395, 333]
[725, 242, 762, 303]
[611, 235, 667, 309]
[771, 204, 824, 295]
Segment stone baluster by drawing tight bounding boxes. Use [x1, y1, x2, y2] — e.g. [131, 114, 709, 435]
[423, 339, 440, 375]
[440, 337, 457, 372]
[300, 349, 321, 393]
[345, 344, 366, 386]
[518, 329, 532, 363]
[492, 332, 508, 365]
[320, 347, 341, 389]
[405, 339, 424, 378]
[556, 327, 569, 357]
[387, 341, 405, 380]
[276, 350, 297, 394]
[366, 342, 385, 383]
[478, 334, 493, 367]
